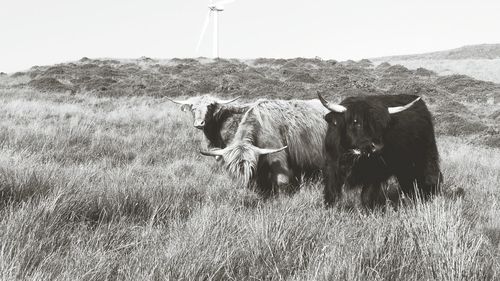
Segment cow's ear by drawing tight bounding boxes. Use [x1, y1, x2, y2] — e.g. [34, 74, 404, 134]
[211, 103, 222, 115]
[181, 104, 191, 112]
[324, 112, 334, 123]
[324, 112, 340, 126]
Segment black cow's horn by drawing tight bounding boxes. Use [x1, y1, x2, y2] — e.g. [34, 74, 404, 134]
[317, 93, 347, 113]
[388, 97, 421, 114]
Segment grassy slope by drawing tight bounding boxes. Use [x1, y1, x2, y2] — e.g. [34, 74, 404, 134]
[372, 59, 500, 84]
[0, 59, 499, 279]
[372, 44, 500, 83]
[373, 44, 500, 60]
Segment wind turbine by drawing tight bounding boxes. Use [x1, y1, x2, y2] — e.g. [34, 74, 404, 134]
[196, 0, 236, 58]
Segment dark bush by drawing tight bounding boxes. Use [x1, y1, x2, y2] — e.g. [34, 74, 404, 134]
[28, 77, 74, 93]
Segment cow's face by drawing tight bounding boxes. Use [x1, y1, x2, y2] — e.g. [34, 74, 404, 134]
[221, 143, 259, 186]
[167, 95, 240, 130]
[318, 93, 421, 156]
[179, 95, 218, 129]
[343, 104, 388, 155]
[189, 99, 214, 129]
[200, 143, 287, 186]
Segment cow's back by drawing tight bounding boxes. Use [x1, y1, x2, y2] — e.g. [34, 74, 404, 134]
[253, 100, 328, 173]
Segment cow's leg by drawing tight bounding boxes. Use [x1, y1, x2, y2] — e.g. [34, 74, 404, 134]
[416, 159, 442, 201]
[257, 152, 292, 196]
[269, 157, 293, 194]
[361, 183, 384, 209]
[256, 160, 274, 198]
[323, 160, 344, 207]
[396, 173, 417, 201]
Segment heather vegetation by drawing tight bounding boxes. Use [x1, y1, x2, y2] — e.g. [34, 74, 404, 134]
[9, 56, 500, 147]
[0, 57, 499, 280]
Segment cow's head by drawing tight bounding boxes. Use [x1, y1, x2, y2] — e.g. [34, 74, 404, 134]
[319, 93, 420, 156]
[199, 105, 287, 185]
[166, 95, 240, 129]
[200, 142, 287, 186]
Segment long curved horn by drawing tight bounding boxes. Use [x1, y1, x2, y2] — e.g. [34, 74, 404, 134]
[165, 97, 191, 105]
[199, 148, 226, 157]
[317, 93, 347, 113]
[388, 97, 421, 114]
[217, 96, 240, 104]
[256, 146, 287, 155]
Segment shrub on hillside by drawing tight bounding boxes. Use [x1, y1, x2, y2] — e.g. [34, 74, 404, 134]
[437, 75, 478, 90]
[43, 66, 66, 76]
[415, 67, 436, 76]
[286, 72, 318, 83]
[171, 58, 201, 65]
[28, 77, 74, 93]
[253, 58, 287, 66]
[436, 74, 500, 102]
[481, 134, 500, 148]
[490, 109, 500, 120]
[357, 59, 373, 68]
[79, 77, 118, 92]
[434, 112, 488, 136]
[11, 72, 27, 78]
[375, 62, 391, 70]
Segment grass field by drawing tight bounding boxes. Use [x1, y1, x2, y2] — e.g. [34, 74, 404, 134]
[0, 78, 499, 280]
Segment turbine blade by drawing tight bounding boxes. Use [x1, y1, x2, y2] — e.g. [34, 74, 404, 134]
[196, 11, 211, 53]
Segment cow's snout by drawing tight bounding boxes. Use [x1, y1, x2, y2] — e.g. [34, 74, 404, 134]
[370, 142, 384, 153]
[194, 120, 205, 129]
[358, 141, 382, 154]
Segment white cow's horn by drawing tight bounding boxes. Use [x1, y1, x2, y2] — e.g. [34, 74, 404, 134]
[318, 93, 347, 113]
[256, 146, 287, 155]
[388, 97, 421, 114]
[199, 148, 226, 157]
[165, 97, 191, 105]
[217, 96, 240, 104]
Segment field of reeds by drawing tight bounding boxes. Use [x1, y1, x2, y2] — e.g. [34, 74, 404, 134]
[0, 58, 499, 280]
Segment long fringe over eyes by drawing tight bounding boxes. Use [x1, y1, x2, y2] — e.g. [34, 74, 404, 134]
[221, 143, 259, 186]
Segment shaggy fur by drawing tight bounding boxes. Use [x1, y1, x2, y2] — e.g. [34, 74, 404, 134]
[211, 99, 329, 195]
[203, 103, 248, 149]
[322, 94, 442, 208]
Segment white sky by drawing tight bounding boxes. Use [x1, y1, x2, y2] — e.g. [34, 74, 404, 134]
[1, 0, 499, 73]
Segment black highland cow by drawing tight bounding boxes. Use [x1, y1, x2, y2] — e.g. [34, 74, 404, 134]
[318, 93, 442, 208]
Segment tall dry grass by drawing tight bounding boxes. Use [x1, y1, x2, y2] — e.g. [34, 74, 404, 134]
[0, 86, 499, 280]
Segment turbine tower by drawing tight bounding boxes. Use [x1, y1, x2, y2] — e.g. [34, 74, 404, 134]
[196, 0, 235, 58]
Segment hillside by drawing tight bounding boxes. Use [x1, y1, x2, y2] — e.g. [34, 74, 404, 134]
[374, 44, 500, 61]
[4, 57, 500, 148]
[372, 44, 500, 83]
